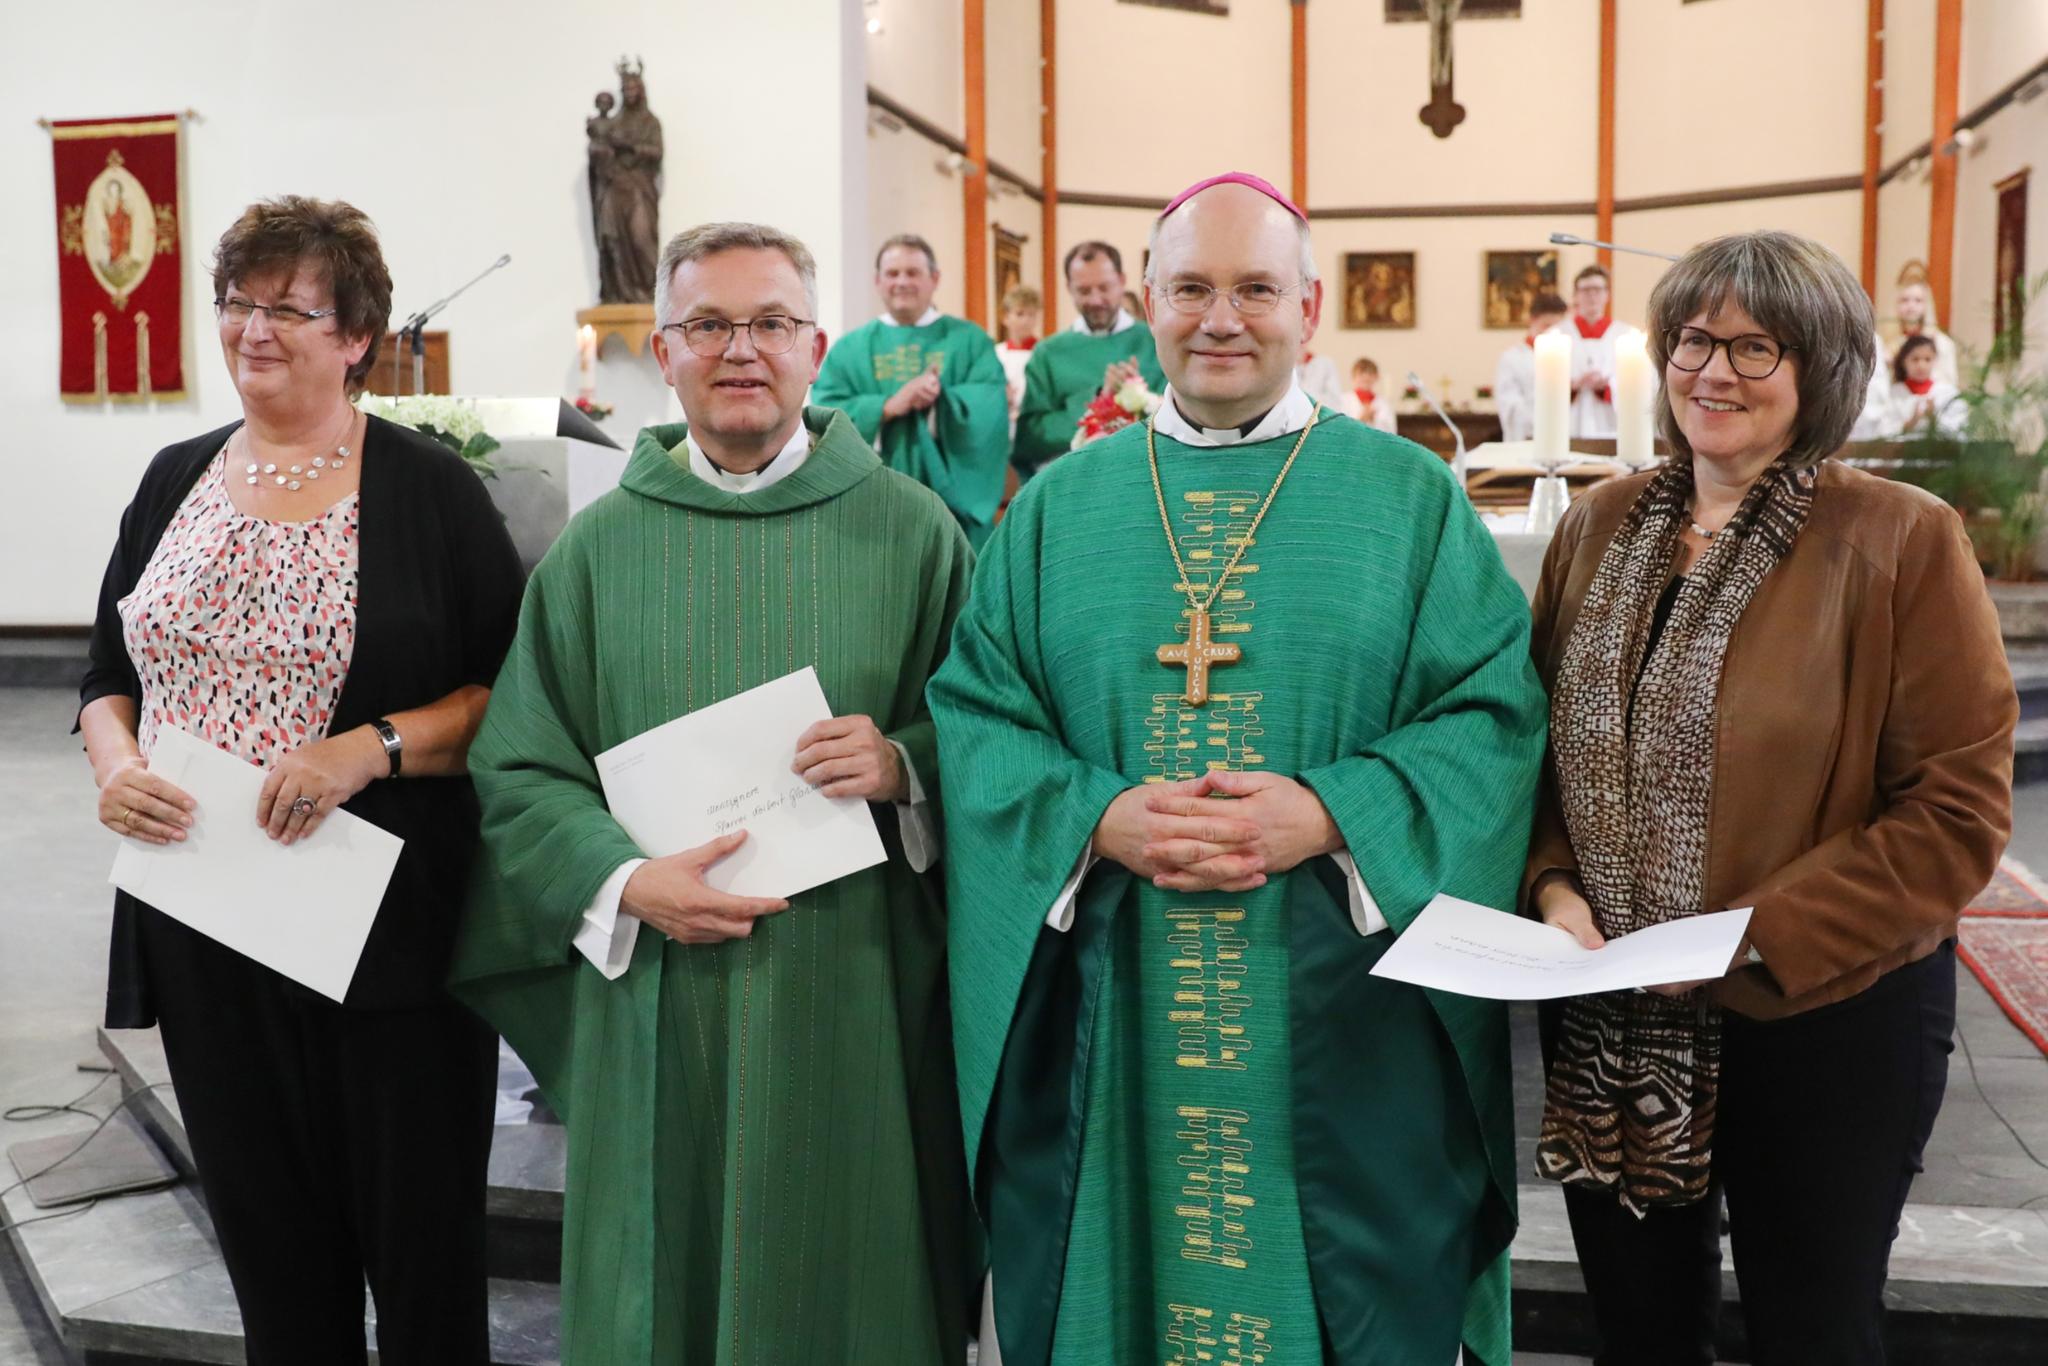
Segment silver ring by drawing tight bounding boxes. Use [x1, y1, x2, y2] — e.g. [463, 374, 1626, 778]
[290, 796, 318, 817]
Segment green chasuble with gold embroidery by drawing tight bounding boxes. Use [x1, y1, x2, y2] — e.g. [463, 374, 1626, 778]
[1011, 323, 1166, 478]
[451, 408, 976, 1365]
[812, 314, 1010, 549]
[929, 412, 1547, 1366]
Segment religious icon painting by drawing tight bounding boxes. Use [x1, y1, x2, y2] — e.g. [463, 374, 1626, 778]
[47, 113, 188, 402]
[1343, 252, 1417, 330]
[1483, 249, 1559, 329]
[1994, 170, 2028, 350]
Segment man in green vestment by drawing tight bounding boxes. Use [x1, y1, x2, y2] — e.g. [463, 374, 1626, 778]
[811, 233, 1010, 548]
[1011, 239, 1167, 479]
[451, 222, 975, 1365]
[930, 174, 1548, 1366]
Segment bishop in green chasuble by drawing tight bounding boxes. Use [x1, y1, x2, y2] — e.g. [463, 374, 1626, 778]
[452, 407, 976, 1364]
[931, 175, 1547, 1366]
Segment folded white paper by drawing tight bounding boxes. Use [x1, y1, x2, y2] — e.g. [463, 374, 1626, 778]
[594, 666, 886, 899]
[107, 727, 403, 1003]
[1369, 894, 1754, 1001]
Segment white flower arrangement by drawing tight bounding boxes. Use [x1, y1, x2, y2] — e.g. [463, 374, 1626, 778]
[358, 394, 502, 478]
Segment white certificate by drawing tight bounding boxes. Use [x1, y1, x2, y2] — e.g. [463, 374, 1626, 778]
[107, 727, 403, 1003]
[594, 666, 886, 899]
[1369, 894, 1754, 1001]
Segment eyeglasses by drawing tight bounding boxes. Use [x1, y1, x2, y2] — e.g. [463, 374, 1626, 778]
[1664, 326, 1796, 380]
[1155, 279, 1301, 318]
[661, 315, 815, 357]
[214, 297, 338, 330]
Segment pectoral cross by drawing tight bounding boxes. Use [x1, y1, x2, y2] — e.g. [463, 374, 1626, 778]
[1158, 608, 1241, 707]
[1420, 0, 1468, 139]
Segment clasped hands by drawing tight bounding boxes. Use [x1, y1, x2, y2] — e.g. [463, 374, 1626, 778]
[883, 369, 943, 420]
[1093, 770, 1341, 893]
[97, 727, 387, 848]
[623, 715, 903, 944]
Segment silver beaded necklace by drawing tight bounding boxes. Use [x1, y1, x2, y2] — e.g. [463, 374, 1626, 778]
[242, 411, 355, 491]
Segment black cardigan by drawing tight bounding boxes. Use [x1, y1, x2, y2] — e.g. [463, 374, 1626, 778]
[80, 414, 525, 1024]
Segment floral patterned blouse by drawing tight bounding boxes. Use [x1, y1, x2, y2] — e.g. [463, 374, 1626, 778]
[118, 450, 360, 767]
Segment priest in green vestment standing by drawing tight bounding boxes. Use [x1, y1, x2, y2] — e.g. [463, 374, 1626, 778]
[452, 222, 975, 1365]
[930, 174, 1547, 1366]
[1011, 239, 1166, 479]
[811, 233, 1010, 548]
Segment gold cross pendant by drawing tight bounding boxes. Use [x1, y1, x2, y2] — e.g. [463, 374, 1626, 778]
[1157, 607, 1241, 706]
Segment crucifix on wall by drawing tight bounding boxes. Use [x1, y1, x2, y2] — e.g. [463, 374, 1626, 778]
[1386, 0, 1520, 139]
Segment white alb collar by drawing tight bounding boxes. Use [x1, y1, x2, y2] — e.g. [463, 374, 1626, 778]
[1151, 383, 1317, 448]
[879, 306, 943, 328]
[685, 420, 813, 494]
[1070, 308, 1136, 337]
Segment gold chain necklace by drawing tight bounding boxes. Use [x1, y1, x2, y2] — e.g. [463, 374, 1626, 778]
[1148, 405, 1320, 705]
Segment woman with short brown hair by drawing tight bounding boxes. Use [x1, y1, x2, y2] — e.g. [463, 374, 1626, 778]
[1526, 230, 2014, 1363]
[78, 196, 523, 1363]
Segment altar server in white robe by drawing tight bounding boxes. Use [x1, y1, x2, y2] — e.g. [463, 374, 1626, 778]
[1562, 264, 1644, 439]
[1494, 292, 1569, 442]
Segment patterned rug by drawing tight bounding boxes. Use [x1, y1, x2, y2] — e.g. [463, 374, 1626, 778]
[1960, 856, 2048, 1056]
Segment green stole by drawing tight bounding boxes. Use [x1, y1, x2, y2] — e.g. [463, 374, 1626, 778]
[1012, 323, 1167, 477]
[812, 314, 1010, 549]
[931, 412, 1548, 1365]
[451, 408, 976, 1364]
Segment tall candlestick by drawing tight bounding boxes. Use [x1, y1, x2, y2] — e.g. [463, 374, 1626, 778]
[1614, 332, 1655, 465]
[1532, 331, 1571, 464]
[577, 324, 597, 401]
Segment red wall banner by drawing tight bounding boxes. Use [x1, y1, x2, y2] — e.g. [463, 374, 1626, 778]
[49, 113, 186, 402]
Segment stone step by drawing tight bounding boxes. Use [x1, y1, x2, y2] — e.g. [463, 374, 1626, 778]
[2, 1121, 558, 1364]
[89, 1031, 2048, 1363]
[2006, 644, 2048, 720]
[0, 636, 89, 690]
[2015, 717, 2048, 785]
[100, 1027, 567, 1283]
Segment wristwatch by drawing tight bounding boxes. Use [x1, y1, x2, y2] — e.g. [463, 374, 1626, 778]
[371, 718, 403, 778]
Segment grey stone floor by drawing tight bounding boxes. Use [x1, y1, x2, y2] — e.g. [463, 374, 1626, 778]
[0, 684, 2042, 1362]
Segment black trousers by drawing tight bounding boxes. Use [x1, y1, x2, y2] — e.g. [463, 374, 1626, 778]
[141, 909, 497, 1366]
[1552, 941, 1957, 1366]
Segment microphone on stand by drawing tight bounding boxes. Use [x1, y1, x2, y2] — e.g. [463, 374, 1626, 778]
[395, 254, 513, 395]
[1407, 372, 1469, 485]
[1548, 232, 1682, 263]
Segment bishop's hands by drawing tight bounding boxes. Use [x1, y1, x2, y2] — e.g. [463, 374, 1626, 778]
[883, 371, 943, 421]
[792, 715, 908, 804]
[623, 832, 790, 944]
[1092, 770, 1342, 894]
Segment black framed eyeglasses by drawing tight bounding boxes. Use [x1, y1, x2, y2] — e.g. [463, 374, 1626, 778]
[1664, 325, 1797, 380]
[1156, 279, 1302, 318]
[214, 296, 338, 329]
[661, 315, 815, 357]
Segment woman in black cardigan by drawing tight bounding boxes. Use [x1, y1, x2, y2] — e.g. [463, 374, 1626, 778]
[77, 197, 522, 1365]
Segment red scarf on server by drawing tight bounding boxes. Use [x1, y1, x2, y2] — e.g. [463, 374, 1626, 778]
[1575, 315, 1614, 403]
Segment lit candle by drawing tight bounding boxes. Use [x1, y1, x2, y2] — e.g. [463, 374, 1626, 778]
[1614, 332, 1655, 465]
[577, 324, 597, 400]
[1532, 331, 1571, 464]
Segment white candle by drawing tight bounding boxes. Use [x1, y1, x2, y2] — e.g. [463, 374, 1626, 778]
[577, 324, 597, 400]
[1532, 331, 1571, 464]
[1615, 332, 1655, 464]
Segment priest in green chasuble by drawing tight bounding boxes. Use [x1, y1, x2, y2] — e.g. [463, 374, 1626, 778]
[1011, 239, 1167, 478]
[812, 233, 1010, 548]
[930, 174, 1548, 1366]
[452, 222, 975, 1365]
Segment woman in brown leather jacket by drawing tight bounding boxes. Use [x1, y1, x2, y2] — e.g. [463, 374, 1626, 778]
[1524, 230, 2014, 1366]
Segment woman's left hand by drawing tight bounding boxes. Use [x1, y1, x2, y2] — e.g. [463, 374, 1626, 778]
[256, 727, 386, 845]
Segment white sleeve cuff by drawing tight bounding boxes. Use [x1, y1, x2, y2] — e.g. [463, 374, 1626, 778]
[1330, 850, 1389, 936]
[573, 859, 647, 980]
[1046, 847, 1098, 932]
[888, 739, 938, 874]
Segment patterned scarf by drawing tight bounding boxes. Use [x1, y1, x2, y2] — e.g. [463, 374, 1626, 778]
[1536, 456, 1816, 1211]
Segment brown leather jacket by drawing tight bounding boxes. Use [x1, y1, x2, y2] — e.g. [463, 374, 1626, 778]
[1524, 459, 2016, 1019]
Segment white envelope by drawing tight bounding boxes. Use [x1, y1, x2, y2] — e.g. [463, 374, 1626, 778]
[594, 666, 887, 899]
[1369, 894, 1754, 1001]
[108, 727, 403, 1003]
